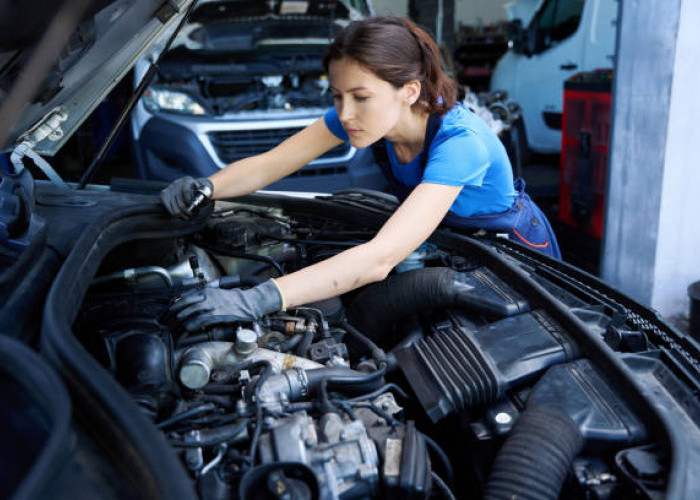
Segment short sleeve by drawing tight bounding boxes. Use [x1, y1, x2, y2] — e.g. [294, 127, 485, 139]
[323, 108, 349, 141]
[422, 128, 490, 187]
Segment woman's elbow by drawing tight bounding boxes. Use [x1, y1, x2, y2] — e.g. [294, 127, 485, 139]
[365, 263, 392, 284]
[362, 247, 400, 284]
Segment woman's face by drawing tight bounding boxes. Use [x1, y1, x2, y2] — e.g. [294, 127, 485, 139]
[328, 57, 416, 148]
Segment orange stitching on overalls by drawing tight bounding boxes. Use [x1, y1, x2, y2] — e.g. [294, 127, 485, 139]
[511, 196, 549, 249]
[513, 228, 550, 248]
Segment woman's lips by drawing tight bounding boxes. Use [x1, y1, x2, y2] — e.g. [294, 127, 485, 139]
[346, 128, 361, 136]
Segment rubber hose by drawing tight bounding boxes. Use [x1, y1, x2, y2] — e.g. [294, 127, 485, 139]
[346, 268, 456, 343]
[171, 420, 248, 448]
[484, 405, 583, 500]
[314, 364, 387, 414]
[276, 333, 303, 353]
[339, 320, 386, 364]
[295, 329, 314, 357]
[305, 366, 385, 394]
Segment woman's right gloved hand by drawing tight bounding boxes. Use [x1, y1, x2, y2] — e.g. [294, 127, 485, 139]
[160, 176, 214, 219]
[169, 279, 284, 332]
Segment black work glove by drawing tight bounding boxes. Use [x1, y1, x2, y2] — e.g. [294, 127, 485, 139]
[160, 176, 214, 219]
[170, 279, 284, 332]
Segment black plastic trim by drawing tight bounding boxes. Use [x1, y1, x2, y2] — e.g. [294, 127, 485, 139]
[41, 202, 206, 499]
[543, 111, 562, 130]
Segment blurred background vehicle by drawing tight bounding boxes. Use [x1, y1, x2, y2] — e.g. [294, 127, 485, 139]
[130, 0, 386, 192]
[490, 0, 617, 154]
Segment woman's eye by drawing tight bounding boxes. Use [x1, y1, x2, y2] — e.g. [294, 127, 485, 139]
[354, 96, 369, 102]
[331, 94, 341, 101]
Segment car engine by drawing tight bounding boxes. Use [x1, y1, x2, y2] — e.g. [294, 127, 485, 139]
[73, 198, 664, 499]
[153, 50, 334, 115]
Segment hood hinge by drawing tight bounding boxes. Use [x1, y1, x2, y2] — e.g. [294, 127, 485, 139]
[18, 107, 69, 146]
[12, 107, 69, 189]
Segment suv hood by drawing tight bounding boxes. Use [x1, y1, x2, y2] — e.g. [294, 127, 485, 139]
[186, 0, 369, 23]
[157, 0, 369, 64]
[0, 0, 193, 156]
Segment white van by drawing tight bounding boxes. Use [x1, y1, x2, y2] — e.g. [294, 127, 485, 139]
[490, 0, 618, 153]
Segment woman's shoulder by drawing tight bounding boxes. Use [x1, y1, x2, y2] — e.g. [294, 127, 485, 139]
[438, 104, 481, 135]
[431, 104, 485, 146]
[429, 107, 490, 162]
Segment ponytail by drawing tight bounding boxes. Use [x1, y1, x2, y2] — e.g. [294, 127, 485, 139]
[324, 16, 458, 115]
[403, 20, 457, 114]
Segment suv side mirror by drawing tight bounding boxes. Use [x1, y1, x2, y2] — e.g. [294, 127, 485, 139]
[507, 20, 527, 56]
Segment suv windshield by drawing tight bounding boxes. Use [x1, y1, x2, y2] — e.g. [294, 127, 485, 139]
[529, 0, 585, 54]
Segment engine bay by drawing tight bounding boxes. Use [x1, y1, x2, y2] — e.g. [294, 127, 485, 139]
[72, 199, 669, 499]
[153, 49, 334, 115]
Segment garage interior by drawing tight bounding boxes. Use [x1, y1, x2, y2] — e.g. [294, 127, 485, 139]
[3, 1, 700, 497]
[42, 0, 700, 336]
[363, 1, 699, 338]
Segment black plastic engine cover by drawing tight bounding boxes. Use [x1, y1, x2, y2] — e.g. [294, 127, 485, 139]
[528, 359, 647, 450]
[395, 310, 575, 422]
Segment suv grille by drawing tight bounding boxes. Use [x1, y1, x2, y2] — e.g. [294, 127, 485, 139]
[208, 128, 352, 165]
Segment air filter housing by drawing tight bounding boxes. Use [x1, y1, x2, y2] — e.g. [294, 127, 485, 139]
[395, 310, 575, 422]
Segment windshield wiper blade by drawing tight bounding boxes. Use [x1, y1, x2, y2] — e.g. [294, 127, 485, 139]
[321, 189, 399, 213]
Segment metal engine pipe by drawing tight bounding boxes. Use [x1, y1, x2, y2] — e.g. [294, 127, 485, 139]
[177, 337, 323, 390]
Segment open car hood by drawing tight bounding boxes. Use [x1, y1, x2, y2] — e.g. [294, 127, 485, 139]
[0, 0, 368, 156]
[0, 0, 193, 155]
[186, 0, 370, 22]
[170, 0, 367, 54]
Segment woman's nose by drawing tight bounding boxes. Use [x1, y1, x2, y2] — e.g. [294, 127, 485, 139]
[338, 98, 354, 121]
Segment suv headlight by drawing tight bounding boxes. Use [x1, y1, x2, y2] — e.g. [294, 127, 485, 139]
[142, 87, 206, 115]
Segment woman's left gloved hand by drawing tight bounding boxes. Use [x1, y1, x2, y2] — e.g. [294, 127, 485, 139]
[170, 279, 284, 332]
[160, 176, 214, 219]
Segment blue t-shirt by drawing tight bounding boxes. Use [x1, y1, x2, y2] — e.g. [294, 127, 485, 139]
[324, 105, 517, 217]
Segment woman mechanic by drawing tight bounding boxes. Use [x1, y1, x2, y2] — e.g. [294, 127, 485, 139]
[160, 16, 560, 331]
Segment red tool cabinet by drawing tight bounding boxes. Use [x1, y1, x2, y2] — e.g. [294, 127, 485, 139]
[559, 69, 613, 239]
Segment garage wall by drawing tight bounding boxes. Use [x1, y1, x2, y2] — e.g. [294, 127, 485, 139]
[371, 0, 510, 25]
[651, 0, 700, 318]
[602, 0, 700, 320]
[601, 1, 678, 306]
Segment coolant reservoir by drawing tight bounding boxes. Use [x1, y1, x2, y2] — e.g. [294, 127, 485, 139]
[396, 243, 435, 273]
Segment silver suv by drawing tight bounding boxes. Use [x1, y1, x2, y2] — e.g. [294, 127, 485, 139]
[130, 0, 384, 191]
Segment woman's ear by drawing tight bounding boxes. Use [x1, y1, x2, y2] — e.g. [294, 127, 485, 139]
[402, 79, 422, 106]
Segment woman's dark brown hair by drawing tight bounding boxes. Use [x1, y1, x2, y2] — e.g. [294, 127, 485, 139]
[323, 16, 458, 115]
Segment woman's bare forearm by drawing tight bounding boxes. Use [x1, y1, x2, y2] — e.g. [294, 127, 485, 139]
[208, 154, 275, 199]
[274, 183, 463, 308]
[275, 241, 393, 308]
[207, 118, 343, 200]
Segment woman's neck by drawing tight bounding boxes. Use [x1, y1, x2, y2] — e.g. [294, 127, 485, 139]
[385, 108, 430, 163]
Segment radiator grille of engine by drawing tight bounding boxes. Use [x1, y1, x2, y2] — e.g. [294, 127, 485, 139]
[208, 128, 352, 165]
